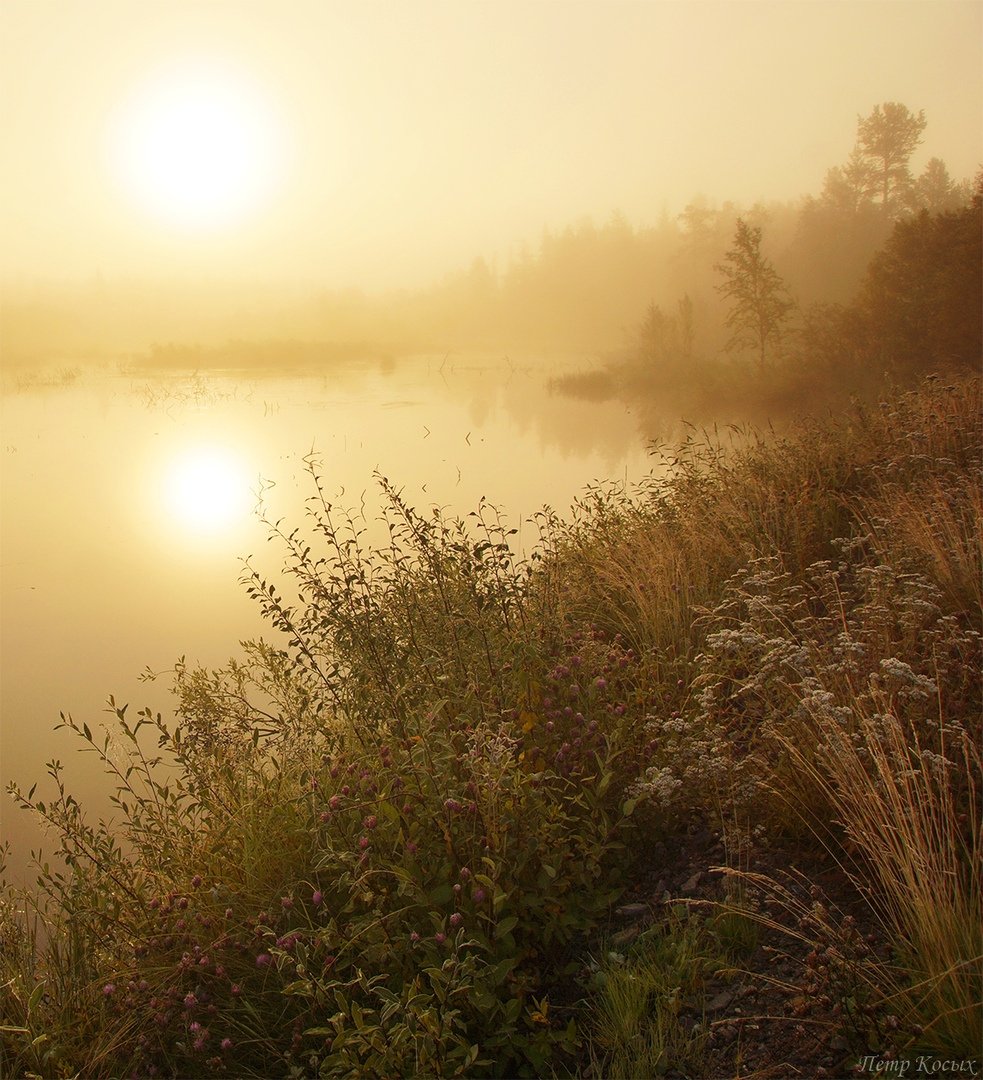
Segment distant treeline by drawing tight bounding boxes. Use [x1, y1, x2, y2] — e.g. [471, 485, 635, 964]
[135, 338, 384, 372]
[554, 185, 981, 425]
[406, 102, 976, 355]
[0, 102, 977, 373]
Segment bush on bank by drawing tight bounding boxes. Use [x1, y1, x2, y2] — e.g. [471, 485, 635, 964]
[2, 375, 980, 1076]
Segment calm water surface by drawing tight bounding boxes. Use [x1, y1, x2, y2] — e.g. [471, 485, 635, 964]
[1, 353, 652, 879]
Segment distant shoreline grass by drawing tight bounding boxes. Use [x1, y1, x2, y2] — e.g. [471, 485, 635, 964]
[2, 374, 980, 1078]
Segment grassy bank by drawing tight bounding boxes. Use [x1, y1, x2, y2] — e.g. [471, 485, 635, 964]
[2, 376, 980, 1078]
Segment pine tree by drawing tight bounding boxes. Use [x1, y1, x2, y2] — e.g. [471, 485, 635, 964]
[856, 102, 926, 215]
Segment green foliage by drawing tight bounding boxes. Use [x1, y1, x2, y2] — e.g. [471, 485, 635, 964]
[854, 198, 983, 375]
[2, 469, 642, 1078]
[715, 218, 795, 369]
[585, 909, 721, 1079]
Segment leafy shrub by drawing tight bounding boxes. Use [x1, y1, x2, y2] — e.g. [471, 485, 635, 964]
[3, 472, 642, 1078]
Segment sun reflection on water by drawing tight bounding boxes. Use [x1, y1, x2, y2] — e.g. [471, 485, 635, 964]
[163, 445, 254, 535]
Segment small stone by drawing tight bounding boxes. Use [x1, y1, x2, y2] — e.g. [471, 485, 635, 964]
[610, 925, 640, 947]
[681, 871, 703, 893]
[614, 903, 650, 920]
[707, 990, 735, 1012]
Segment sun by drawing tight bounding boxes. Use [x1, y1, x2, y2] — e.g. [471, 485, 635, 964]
[108, 60, 285, 230]
[163, 446, 253, 534]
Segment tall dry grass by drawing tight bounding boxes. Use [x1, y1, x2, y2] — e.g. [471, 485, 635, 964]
[775, 690, 982, 1055]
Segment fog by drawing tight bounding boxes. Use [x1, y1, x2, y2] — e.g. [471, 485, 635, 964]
[2, 0, 980, 298]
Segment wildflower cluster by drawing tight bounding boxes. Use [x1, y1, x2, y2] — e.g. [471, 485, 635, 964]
[633, 545, 981, 829]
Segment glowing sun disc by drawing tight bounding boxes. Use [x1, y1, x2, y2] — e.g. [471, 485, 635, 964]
[164, 447, 252, 533]
[108, 60, 284, 229]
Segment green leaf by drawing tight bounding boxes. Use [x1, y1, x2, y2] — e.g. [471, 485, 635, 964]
[488, 955, 517, 985]
[428, 882, 454, 906]
[495, 916, 519, 939]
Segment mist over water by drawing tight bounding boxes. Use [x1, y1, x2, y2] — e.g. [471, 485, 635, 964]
[0, 355, 657, 878]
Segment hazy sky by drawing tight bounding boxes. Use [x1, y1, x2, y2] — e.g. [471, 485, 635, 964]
[2, 0, 981, 289]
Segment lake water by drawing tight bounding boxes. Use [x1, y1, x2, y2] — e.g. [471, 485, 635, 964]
[0, 352, 654, 881]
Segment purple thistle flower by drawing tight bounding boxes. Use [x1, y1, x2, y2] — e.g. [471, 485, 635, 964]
[449, 913, 463, 927]
[221, 1038, 233, 1052]
[358, 835, 370, 850]
[281, 896, 294, 910]
[102, 983, 115, 996]
[191, 874, 202, 889]
[363, 814, 378, 830]
[410, 930, 420, 942]
[256, 953, 272, 967]
[312, 889, 323, 907]
[434, 932, 447, 945]
[473, 888, 486, 903]
[184, 993, 198, 1009]
[230, 984, 241, 996]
